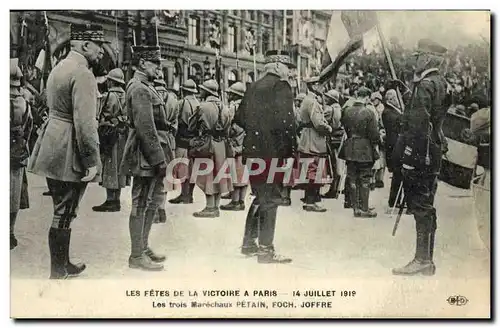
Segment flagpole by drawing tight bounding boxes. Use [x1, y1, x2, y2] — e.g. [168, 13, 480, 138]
[283, 10, 286, 48]
[252, 45, 257, 80]
[375, 18, 405, 111]
[155, 11, 159, 46]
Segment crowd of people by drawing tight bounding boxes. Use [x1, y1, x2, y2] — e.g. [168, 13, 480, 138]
[10, 22, 490, 279]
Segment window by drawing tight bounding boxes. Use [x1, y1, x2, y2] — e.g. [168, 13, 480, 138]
[227, 25, 237, 53]
[250, 10, 256, 21]
[188, 16, 200, 45]
[263, 14, 270, 25]
[262, 32, 270, 54]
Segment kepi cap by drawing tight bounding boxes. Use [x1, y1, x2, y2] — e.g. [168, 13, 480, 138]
[133, 45, 162, 64]
[264, 50, 296, 68]
[70, 23, 110, 44]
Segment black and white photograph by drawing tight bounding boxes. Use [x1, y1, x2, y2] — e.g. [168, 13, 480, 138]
[8, 8, 491, 318]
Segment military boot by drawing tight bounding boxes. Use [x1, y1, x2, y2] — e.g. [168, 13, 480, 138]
[92, 200, 120, 212]
[168, 195, 193, 204]
[193, 207, 220, 218]
[61, 229, 86, 277]
[392, 230, 435, 276]
[257, 245, 292, 264]
[145, 248, 166, 263]
[355, 186, 377, 218]
[220, 201, 245, 211]
[129, 252, 164, 271]
[48, 227, 69, 279]
[241, 240, 259, 256]
[303, 204, 327, 212]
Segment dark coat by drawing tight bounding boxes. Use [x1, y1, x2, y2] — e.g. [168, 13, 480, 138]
[120, 71, 177, 177]
[235, 73, 296, 161]
[394, 69, 448, 172]
[28, 51, 100, 182]
[381, 103, 403, 171]
[339, 100, 379, 163]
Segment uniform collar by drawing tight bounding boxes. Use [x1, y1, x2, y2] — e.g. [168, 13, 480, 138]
[413, 68, 439, 82]
[133, 70, 152, 85]
[66, 51, 90, 68]
[205, 95, 220, 102]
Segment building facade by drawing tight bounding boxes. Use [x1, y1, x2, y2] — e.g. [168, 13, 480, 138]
[10, 10, 331, 93]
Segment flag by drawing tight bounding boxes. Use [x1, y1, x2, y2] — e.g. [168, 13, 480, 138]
[319, 11, 378, 84]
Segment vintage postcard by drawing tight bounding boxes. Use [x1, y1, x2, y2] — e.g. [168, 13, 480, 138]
[9, 9, 491, 318]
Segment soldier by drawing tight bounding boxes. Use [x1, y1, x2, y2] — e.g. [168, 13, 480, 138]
[220, 82, 247, 211]
[120, 45, 174, 271]
[169, 79, 199, 204]
[381, 89, 404, 214]
[189, 79, 233, 218]
[339, 86, 379, 218]
[322, 89, 344, 199]
[392, 39, 449, 276]
[28, 24, 106, 279]
[92, 68, 130, 212]
[152, 71, 178, 224]
[10, 59, 33, 250]
[370, 91, 386, 189]
[234, 50, 296, 263]
[297, 77, 332, 212]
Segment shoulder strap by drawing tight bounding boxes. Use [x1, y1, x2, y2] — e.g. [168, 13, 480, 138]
[97, 92, 111, 120]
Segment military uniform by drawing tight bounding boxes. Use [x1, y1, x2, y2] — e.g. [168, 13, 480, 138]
[10, 60, 33, 250]
[220, 82, 247, 211]
[381, 89, 404, 210]
[28, 24, 107, 279]
[392, 39, 449, 276]
[189, 80, 233, 218]
[120, 46, 174, 271]
[339, 87, 379, 218]
[297, 87, 332, 212]
[322, 89, 344, 199]
[93, 68, 130, 212]
[169, 79, 199, 204]
[234, 50, 296, 263]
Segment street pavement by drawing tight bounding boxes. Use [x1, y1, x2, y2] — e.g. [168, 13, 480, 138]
[11, 172, 490, 282]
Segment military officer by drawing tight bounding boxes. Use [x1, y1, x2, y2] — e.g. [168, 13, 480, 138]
[392, 39, 449, 276]
[220, 81, 247, 211]
[120, 45, 175, 271]
[189, 79, 233, 218]
[10, 59, 33, 250]
[339, 86, 379, 218]
[93, 68, 130, 212]
[234, 50, 296, 263]
[297, 77, 332, 212]
[169, 79, 199, 204]
[28, 24, 107, 279]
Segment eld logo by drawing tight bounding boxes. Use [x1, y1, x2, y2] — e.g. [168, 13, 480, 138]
[447, 296, 469, 306]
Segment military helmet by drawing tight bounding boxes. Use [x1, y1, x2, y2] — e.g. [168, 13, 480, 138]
[10, 58, 22, 87]
[181, 79, 198, 94]
[357, 86, 372, 98]
[324, 89, 340, 102]
[199, 79, 219, 97]
[107, 68, 125, 85]
[226, 82, 246, 97]
[371, 91, 383, 102]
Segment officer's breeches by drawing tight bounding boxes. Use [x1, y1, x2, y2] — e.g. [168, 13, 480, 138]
[404, 171, 438, 233]
[46, 178, 88, 229]
[346, 162, 373, 210]
[129, 176, 165, 257]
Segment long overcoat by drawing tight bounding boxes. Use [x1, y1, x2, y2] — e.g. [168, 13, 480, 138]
[120, 71, 177, 177]
[28, 51, 101, 182]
